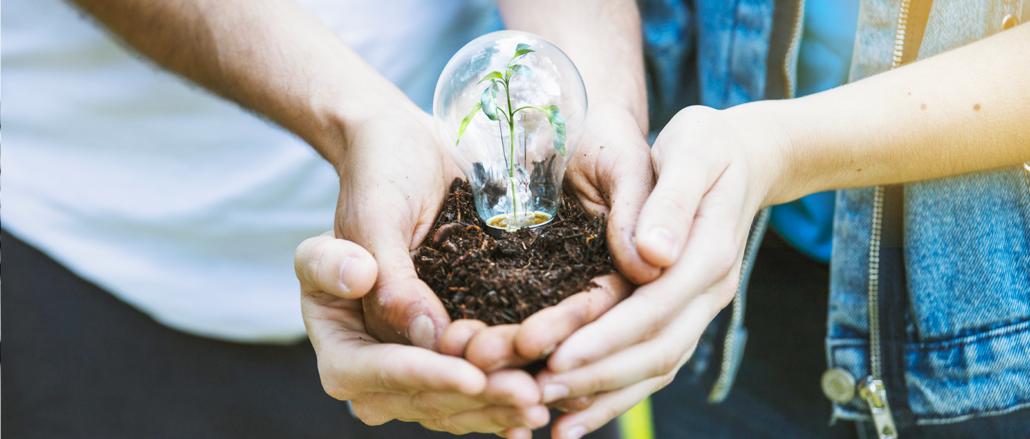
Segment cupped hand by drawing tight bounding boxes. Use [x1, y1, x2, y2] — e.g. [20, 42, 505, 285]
[333, 103, 463, 350]
[298, 234, 551, 435]
[561, 102, 659, 286]
[525, 104, 789, 438]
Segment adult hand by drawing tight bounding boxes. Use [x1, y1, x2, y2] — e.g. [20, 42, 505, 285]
[298, 233, 551, 436]
[526, 104, 787, 439]
[333, 103, 463, 350]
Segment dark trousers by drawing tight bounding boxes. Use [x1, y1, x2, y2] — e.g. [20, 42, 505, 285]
[1, 229, 619, 439]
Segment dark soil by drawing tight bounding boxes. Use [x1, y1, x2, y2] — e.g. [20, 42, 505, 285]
[414, 179, 616, 326]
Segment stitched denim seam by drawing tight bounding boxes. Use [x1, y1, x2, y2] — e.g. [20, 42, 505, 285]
[832, 399, 1030, 425]
[826, 318, 1030, 352]
[906, 319, 1030, 352]
[913, 400, 1030, 425]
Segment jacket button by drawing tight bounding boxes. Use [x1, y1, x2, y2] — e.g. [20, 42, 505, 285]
[821, 368, 857, 403]
[1002, 14, 1019, 31]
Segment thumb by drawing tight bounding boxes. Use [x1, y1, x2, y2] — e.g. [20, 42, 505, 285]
[360, 232, 452, 351]
[295, 232, 378, 299]
[635, 142, 708, 268]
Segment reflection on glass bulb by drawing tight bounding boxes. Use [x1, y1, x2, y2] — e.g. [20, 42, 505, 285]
[434, 30, 587, 231]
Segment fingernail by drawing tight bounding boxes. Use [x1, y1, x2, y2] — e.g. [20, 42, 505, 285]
[566, 426, 588, 439]
[408, 315, 437, 350]
[542, 384, 569, 404]
[541, 344, 557, 357]
[647, 227, 677, 259]
[337, 257, 355, 293]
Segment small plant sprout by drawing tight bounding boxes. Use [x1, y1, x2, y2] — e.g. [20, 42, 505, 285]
[433, 31, 587, 231]
[454, 43, 567, 229]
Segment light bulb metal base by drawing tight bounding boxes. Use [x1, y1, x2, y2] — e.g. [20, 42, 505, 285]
[487, 211, 553, 232]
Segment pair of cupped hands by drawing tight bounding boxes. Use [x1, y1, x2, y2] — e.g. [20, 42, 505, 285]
[297, 100, 788, 439]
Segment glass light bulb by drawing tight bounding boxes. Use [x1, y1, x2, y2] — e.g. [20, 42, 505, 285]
[434, 30, 587, 231]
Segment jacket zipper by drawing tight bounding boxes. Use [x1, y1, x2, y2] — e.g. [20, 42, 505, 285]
[861, 1, 915, 438]
[708, 207, 770, 402]
[707, 0, 806, 403]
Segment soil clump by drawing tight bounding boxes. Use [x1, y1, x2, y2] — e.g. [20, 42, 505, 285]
[414, 179, 616, 325]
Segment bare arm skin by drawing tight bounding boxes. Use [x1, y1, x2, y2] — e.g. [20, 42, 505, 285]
[498, 0, 649, 131]
[768, 23, 1030, 204]
[70, 0, 407, 166]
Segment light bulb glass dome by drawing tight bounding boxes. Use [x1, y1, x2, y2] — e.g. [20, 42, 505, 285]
[434, 30, 587, 230]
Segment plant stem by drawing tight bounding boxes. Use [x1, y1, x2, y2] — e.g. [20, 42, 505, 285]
[504, 76, 518, 228]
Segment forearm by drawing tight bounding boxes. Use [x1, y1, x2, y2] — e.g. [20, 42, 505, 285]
[72, 0, 412, 168]
[758, 24, 1030, 204]
[497, 0, 649, 132]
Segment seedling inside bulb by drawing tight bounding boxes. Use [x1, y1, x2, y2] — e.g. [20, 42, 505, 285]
[454, 43, 567, 230]
[434, 31, 587, 232]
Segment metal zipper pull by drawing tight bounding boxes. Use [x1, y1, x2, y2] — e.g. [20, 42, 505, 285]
[859, 377, 898, 439]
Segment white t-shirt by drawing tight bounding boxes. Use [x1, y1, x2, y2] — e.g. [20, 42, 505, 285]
[1, 0, 500, 343]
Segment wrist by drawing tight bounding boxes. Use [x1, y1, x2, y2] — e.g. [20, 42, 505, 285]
[313, 86, 424, 175]
[589, 95, 649, 135]
[721, 100, 809, 207]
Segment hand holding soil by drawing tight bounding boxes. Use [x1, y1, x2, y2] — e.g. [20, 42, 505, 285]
[416, 180, 634, 372]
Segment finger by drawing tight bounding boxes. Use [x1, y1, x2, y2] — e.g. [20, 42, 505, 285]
[465, 325, 534, 371]
[538, 289, 725, 401]
[634, 135, 709, 267]
[480, 369, 544, 407]
[515, 274, 632, 360]
[440, 319, 489, 357]
[550, 376, 667, 439]
[361, 239, 452, 350]
[350, 391, 488, 425]
[351, 368, 543, 425]
[295, 235, 378, 299]
[501, 427, 533, 439]
[422, 405, 550, 435]
[320, 341, 486, 400]
[548, 180, 746, 373]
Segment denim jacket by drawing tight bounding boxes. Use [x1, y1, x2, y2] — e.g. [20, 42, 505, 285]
[642, 0, 1030, 426]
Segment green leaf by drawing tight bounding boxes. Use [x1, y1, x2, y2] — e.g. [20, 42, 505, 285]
[455, 102, 482, 147]
[510, 43, 535, 63]
[480, 83, 499, 121]
[544, 105, 567, 157]
[477, 71, 503, 84]
[508, 64, 534, 81]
